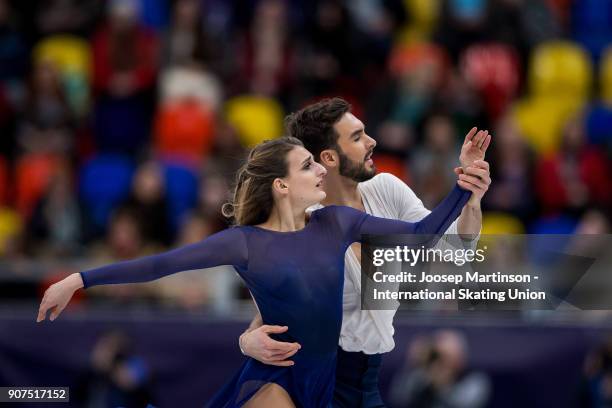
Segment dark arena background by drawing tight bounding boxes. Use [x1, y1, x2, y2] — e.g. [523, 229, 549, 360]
[0, 0, 611, 407]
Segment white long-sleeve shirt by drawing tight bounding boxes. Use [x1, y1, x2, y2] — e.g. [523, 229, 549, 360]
[309, 173, 479, 354]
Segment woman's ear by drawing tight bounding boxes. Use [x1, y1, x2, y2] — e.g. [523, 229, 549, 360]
[320, 149, 337, 168]
[272, 178, 289, 195]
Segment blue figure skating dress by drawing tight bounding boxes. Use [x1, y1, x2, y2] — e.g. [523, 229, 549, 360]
[80, 185, 470, 407]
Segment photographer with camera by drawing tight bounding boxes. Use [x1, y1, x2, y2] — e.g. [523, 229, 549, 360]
[389, 330, 491, 408]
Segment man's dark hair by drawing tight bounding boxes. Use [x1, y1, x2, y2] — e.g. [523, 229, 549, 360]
[285, 98, 352, 162]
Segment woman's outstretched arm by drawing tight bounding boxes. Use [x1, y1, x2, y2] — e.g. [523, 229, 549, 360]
[330, 183, 472, 245]
[37, 227, 247, 322]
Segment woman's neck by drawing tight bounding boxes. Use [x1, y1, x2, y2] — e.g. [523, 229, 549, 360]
[258, 200, 308, 231]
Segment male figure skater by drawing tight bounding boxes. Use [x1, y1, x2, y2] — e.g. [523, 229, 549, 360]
[238, 98, 491, 407]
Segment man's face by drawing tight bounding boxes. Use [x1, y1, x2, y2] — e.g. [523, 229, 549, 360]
[332, 112, 377, 182]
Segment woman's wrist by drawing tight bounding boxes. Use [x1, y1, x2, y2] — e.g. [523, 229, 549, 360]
[68, 273, 85, 291]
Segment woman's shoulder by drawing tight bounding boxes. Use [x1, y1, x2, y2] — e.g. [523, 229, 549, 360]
[311, 205, 365, 221]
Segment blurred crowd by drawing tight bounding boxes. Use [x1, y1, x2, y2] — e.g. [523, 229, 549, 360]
[0, 0, 611, 307]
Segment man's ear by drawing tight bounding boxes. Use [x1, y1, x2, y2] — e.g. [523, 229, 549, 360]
[320, 149, 338, 168]
[272, 178, 289, 195]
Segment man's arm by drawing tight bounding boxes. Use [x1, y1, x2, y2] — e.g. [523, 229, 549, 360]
[455, 127, 492, 240]
[238, 311, 301, 367]
[454, 160, 490, 240]
[385, 129, 491, 246]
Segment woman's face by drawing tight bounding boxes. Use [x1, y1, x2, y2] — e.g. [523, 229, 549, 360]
[279, 146, 327, 208]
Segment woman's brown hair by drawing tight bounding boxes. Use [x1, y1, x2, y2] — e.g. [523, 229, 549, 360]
[222, 137, 304, 225]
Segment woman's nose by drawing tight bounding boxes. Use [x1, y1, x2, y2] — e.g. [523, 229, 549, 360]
[317, 162, 327, 176]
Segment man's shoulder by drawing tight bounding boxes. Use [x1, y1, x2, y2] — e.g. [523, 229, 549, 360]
[359, 172, 411, 196]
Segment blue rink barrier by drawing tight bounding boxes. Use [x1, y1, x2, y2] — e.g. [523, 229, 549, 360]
[0, 315, 603, 408]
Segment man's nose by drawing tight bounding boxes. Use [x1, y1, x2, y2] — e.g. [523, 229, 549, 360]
[366, 134, 377, 149]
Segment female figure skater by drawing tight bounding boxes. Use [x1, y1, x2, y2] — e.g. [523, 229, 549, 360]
[37, 137, 473, 407]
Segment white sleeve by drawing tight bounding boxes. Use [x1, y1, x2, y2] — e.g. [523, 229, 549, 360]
[380, 173, 480, 250]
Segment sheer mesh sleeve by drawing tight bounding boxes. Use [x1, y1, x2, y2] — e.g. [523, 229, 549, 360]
[332, 185, 471, 244]
[79, 227, 248, 288]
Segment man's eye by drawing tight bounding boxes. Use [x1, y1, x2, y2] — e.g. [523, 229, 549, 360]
[304, 162, 312, 169]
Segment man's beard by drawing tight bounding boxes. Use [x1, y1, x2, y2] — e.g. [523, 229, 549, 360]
[337, 148, 376, 183]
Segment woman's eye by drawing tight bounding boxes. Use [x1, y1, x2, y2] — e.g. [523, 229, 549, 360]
[304, 162, 312, 169]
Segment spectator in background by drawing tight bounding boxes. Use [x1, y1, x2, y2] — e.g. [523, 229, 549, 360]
[161, 0, 215, 68]
[121, 160, 172, 247]
[535, 115, 612, 215]
[89, 206, 148, 262]
[91, 0, 158, 155]
[579, 335, 612, 408]
[301, 0, 360, 98]
[345, 0, 406, 75]
[0, 0, 27, 78]
[87, 206, 158, 305]
[236, 0, 295, 100]
[485, 0, 560, 69]
[27, 158, 90, 256]
[389, 330, 491, 408]
[17, 60, 74, 155]
[574, 210, 611, 235]
[33, 0, 102, 38]
[484, 112, 536, 223]
[196, 172, 230, 227]
[411, 114, 461, 208]
[0, 0, 27, 158]
[92, 0, 158, 98]
[207, 118, 247, 177]
[154, 211, 219, 310]
[74, 330, 156, 408]
[434, 0, 488, 62]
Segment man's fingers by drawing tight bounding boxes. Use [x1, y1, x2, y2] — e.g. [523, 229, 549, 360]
[269, 347, 300, 361]
[264, 338, 301, 353]
[453, 167, 463, 176]
[263, 359, 295, 367]
[261, 325, 289, 334]
[473, 160, 490, 170]
[459, 174, 488, 189]
[463, 166, 490, 180]
[458, 179, 485, 193]
[464, 127, 478, 145]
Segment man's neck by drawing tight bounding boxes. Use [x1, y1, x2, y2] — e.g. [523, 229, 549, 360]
[320, 172, 365, 211]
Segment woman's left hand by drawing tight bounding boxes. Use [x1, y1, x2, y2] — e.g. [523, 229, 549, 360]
[460, 127, 491, 170]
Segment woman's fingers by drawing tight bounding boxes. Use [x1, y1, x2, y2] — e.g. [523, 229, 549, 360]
[36, 303, 47, 322]
[37, 285, 67, 322]
[481, 134, 492, 152]
[463, 127, 478, 145]
[477, 130, 488, 148]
